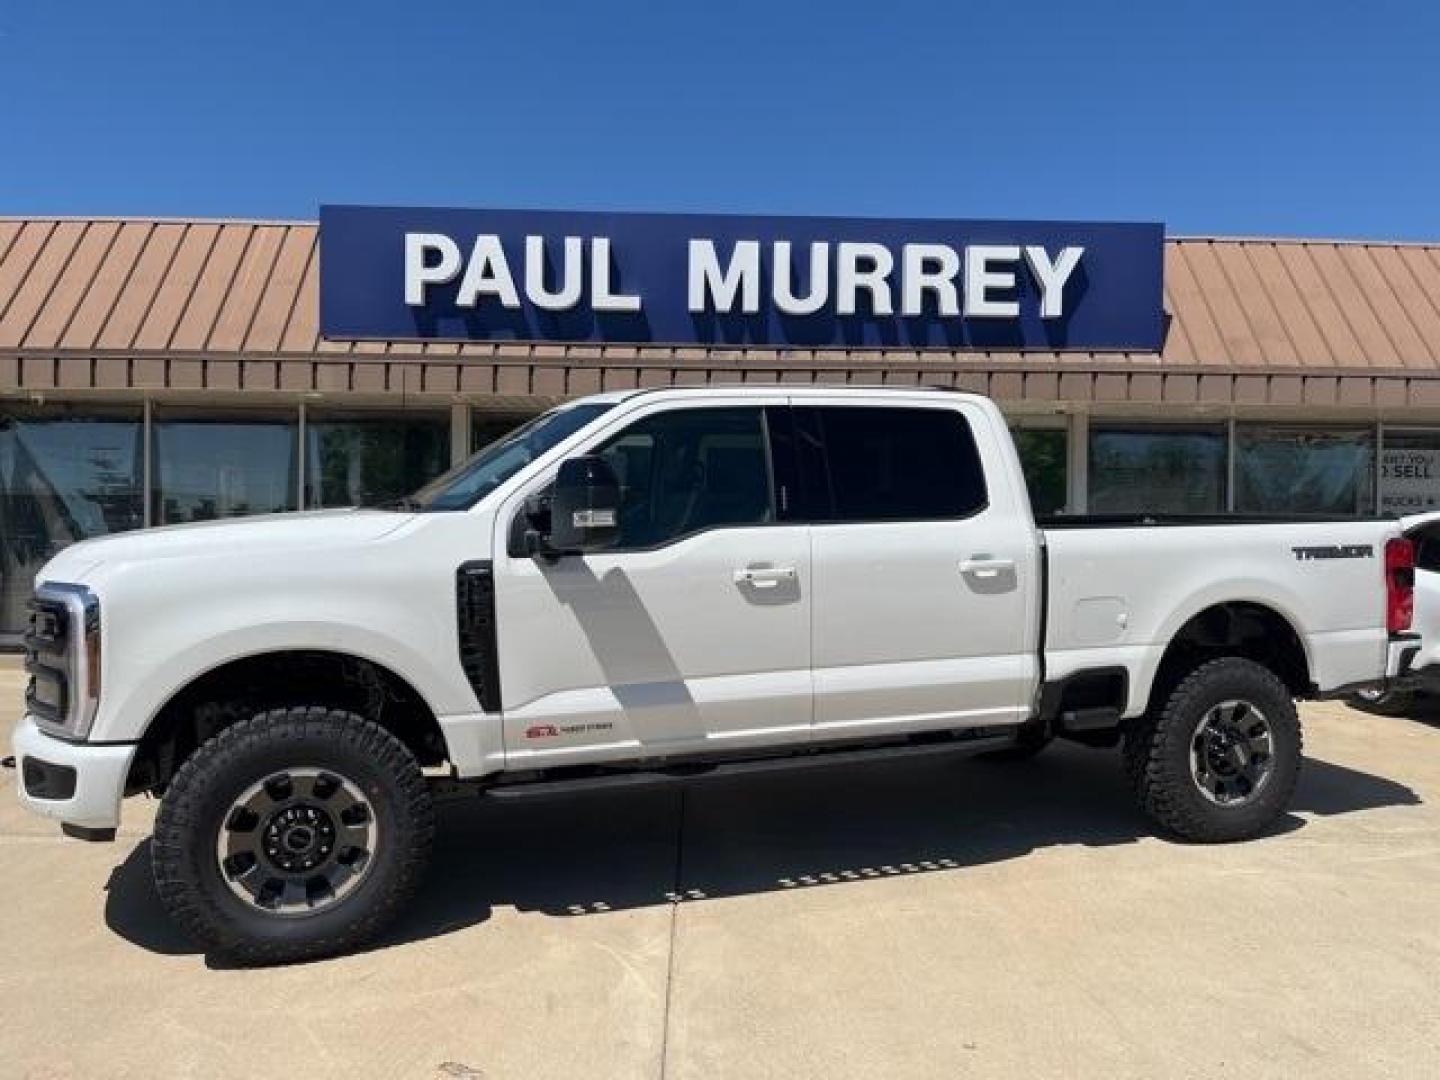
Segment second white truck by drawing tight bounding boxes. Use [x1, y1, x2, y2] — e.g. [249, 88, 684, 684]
[13, 386, 1419, 961]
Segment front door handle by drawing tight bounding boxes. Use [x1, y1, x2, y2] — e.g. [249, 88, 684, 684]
[960, 557, 1016, 579]
[734, 566, 797, 588]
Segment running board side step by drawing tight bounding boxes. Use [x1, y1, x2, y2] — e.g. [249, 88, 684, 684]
[452, 731, 1020, 802]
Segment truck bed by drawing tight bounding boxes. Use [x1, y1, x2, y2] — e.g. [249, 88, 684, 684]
[1038, 515, 1398, 715]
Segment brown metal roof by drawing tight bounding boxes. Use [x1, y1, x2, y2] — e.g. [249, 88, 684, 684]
[4, 216, 1440, 406]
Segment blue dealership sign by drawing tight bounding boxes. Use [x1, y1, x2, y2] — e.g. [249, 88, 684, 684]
[320, 205, 1164, 351]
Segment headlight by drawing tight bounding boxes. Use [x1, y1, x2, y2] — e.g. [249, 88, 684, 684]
[23, 583, 102, 740]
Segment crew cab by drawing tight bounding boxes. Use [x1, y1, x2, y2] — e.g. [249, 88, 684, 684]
[12, 386, 1417, 962]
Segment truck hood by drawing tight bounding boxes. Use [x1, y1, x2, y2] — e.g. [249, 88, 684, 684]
[39, 509, 416, 583]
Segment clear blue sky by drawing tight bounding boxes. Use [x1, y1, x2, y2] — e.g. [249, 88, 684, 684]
[2, 0, 1437, 239]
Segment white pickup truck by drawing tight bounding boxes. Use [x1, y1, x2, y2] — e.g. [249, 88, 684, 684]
[13, 386, 1419, 962]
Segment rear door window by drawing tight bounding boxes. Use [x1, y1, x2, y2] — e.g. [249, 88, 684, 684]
[794, 405, 988, 522]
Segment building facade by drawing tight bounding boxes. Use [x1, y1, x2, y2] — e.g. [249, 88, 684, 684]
[4, 213, 1440, 644]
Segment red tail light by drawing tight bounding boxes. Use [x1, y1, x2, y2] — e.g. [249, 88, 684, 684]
[1386, 537, 1415, 634]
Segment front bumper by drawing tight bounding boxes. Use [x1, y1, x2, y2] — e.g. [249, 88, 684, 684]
[12, 714, 137, 833]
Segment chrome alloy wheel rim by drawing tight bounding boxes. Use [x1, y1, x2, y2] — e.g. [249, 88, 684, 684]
[216, 768, 378, 916]
[1189, 699, 1275, 807]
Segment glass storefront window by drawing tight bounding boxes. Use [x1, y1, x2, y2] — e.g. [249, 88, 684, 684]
[422, 403, 615, 511]
[305, 412, 450, 509]
[472, 411, 542, 453]
[1089, 425, 1227, 514]
[1235, 425, 1374, 516]
[1380, 429, 1440, 516]
[1, 409, 144, 638]
[1011, 427, 1068, 516]
[152, 413, 298, 524]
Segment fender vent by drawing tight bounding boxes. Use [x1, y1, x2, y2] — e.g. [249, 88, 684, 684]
[456, 561, 501, 713]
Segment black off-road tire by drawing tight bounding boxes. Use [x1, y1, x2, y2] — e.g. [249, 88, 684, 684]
[152, 707, 435, 965]
[1123, 657, 1301, 843]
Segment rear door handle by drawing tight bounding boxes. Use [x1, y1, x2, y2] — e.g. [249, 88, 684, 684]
[960, 557, 1016, 579]
[734, 566, 797, 588]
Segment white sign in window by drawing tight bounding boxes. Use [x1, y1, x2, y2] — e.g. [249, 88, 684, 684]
[1381, 432, 1440, 515]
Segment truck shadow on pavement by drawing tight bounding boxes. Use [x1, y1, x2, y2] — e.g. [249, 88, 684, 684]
[101, 743, 1421, 964]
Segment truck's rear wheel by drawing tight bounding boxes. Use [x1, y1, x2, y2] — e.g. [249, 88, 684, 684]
[1124, 657, 1301, 842]
[152, 707, 434, 964]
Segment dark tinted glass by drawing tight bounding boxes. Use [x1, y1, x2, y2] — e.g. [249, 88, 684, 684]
[0, 410, 144, 638]
[306, 413, 450, 508]
[805, 406, 987, 521]
[1012, 428, 1068, 515]
[596, 407, 773, 547]
[473, 412, 542, 453]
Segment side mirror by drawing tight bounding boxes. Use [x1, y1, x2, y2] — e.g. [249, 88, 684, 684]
[546, 455, 621, 553]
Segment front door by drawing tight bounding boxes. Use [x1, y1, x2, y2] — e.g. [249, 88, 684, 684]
[492, 399, 812, 767]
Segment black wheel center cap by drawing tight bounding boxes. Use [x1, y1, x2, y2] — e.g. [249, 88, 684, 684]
[262, 805, 337, 872]
[1203, 728, 1246, 775]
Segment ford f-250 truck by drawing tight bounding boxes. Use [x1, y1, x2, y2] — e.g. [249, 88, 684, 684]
[13, 387, 1419, 962]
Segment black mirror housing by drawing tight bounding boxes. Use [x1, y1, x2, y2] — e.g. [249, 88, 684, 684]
[547, 455, 621, 553]
[506, 491, 552, 558]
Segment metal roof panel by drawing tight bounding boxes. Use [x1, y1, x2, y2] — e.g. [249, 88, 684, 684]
[3, 218, 1440, 375]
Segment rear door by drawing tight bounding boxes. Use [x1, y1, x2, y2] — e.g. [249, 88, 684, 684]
[797, 399, 1039, 738]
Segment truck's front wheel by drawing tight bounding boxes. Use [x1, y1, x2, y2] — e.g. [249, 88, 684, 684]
[152, 707, 435, 964]
[1124, 657, 1301, 843]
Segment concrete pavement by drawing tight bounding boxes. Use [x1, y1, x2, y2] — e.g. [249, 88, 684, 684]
[2, 654, 1439, 1079]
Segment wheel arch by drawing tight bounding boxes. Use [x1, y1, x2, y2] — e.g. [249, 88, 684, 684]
[1142, 600, 1314, 718]
[126, 648, 449, 794]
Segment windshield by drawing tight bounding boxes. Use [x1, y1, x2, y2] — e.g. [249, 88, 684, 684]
[405, 402, 616, 511]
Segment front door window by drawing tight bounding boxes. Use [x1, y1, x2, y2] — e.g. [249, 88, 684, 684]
[595, 406, 774, 548]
